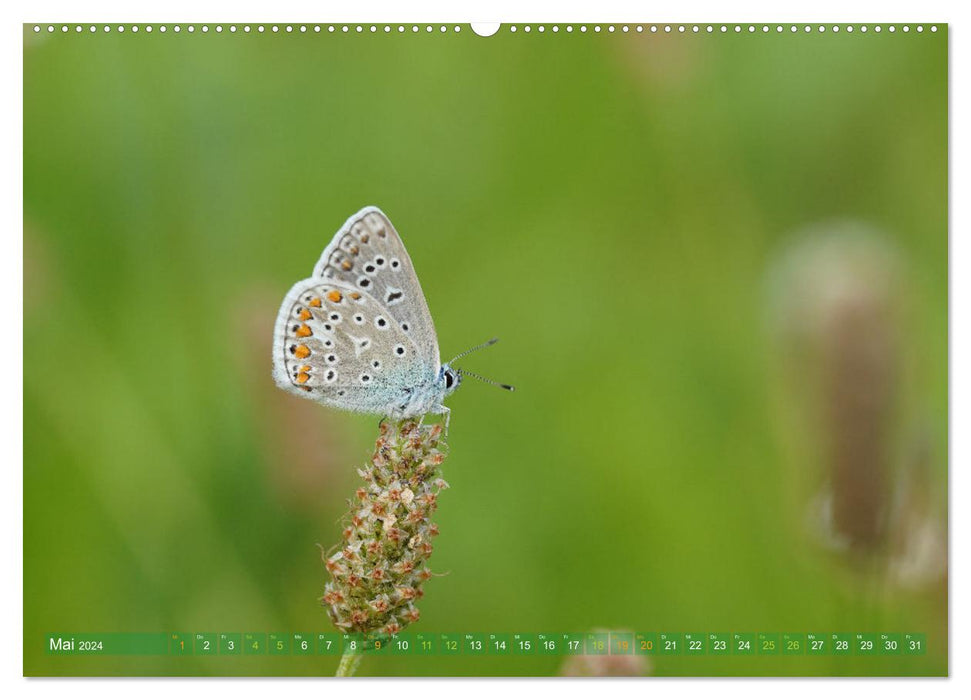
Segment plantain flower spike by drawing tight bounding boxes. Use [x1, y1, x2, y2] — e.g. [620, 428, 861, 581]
[320, 418, 448, 636]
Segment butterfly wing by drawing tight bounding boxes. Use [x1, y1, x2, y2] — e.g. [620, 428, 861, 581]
[312, 206, 441, 370]
[272, 277, 431, 414]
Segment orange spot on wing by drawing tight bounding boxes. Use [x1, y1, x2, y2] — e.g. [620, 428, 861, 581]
[350, 292, 362, 300]
[341, 260, 353, 271]
[295, 324, 312, 337]
[309, 297, 322, 308]
[293, 344, 311, 359]
[360, 233, 370, 243]
[295, 372, 310, 384]
[298, 308, 312, 321]
[327, 290, 343, 303]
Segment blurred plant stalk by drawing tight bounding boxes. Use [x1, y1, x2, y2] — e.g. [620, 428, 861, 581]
[818, 237, 895, 553]
[768, 224, 945, 588]
[237, 290, 352, 511]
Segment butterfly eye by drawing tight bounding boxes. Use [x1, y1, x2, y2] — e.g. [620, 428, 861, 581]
[445, 371, 455, 389]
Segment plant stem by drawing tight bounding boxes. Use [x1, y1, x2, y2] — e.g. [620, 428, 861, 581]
[335, 649, 363, 677]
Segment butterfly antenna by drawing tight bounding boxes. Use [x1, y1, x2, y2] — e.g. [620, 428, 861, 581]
[456, 368, 515, 392]
[448, 337, 500, 364]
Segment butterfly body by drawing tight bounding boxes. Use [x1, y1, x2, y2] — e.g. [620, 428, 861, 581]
[272, 206, 461, 419]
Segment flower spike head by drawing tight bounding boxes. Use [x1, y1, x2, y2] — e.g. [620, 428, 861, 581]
[322, 418, 449, 635]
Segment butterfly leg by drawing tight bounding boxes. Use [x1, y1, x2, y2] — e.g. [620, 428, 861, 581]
[440, 406, 451, 436]
[382, 406, 405, 430]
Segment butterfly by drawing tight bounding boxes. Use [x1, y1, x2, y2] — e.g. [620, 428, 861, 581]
[272, 206, 511, 426]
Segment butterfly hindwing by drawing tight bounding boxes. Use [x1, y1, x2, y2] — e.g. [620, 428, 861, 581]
[272, 277, 430, 414]
[312, 206, 440, 369]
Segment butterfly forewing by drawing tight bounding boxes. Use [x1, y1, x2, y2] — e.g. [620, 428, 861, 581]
[312, 207, 440, 368]
[272, 277, 429, 414]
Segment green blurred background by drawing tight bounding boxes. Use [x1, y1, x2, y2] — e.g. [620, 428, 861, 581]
[23, 24, 947, 676]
